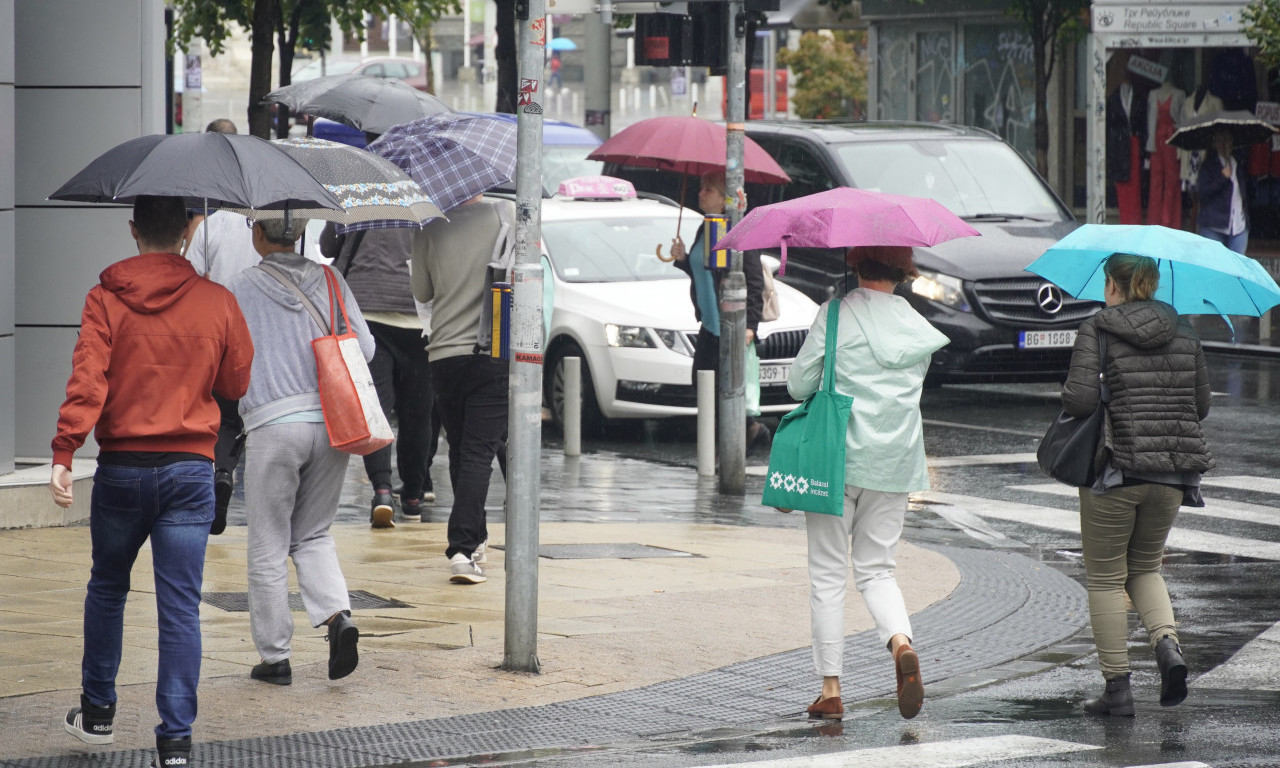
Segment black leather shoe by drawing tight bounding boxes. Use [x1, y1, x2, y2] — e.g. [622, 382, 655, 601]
[211, 469, 232, 535]
[250, 659, 292, 686]
[370, 488, 395, 529]
[1083, 673, 1134, 717]
[327, 612, 359, 680]
[1156, 635, 1188, 706]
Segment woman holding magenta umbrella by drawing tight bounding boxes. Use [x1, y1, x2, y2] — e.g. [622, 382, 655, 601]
[715, 187, 979, 721]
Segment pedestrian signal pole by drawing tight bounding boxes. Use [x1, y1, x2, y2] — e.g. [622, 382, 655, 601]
[718, 0, 748, 495]
[503, 0, 547, 674]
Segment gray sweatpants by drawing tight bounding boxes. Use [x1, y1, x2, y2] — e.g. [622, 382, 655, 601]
[245, 421, 351, 663]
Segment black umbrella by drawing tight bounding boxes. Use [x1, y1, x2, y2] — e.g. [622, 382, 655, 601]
[1167, 110, 1279, 151]
[49, 132, 344, 214]
[266, 74, 451, 136]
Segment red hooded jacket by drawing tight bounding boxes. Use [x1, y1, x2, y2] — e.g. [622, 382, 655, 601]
[51, 252, 254, 468]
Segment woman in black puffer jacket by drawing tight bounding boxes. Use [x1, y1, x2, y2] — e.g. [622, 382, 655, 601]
[1061, 252, 1213, 718]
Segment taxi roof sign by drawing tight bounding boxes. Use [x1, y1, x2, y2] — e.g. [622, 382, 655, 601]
[557, 175, 636, 200]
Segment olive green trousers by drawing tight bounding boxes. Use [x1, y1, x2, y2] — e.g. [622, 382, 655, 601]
[1078, 483, 1183, 679]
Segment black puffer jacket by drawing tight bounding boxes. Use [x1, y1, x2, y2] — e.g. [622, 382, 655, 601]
[1062, 300, 1214, 475]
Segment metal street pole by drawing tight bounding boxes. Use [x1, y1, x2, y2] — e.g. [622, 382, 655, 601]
[718, 0, 748, 495]
[584, 5, 612, 142]
[503, 0, 547, 674]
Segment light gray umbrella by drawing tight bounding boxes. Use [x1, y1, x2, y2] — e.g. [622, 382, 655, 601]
[266, 75, 451, 136]
[1167, 110, 1279, 151]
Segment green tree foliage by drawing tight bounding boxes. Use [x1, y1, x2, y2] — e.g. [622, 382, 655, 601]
[1244, 0, 1280, 71]
[171, 0, 459, 138]
[777, 31, 867, 120]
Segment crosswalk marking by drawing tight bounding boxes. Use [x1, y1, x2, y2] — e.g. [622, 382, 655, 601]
[927, 453, 1039, 468]
[916, 491, 1280, 561]
[1201, 474, 1280, 496]
[1008, 483, 1280, 528]
[697, 735, 1098, 768]
[1193, 620, 1280, 692]
[1126, 763, 1211, 768]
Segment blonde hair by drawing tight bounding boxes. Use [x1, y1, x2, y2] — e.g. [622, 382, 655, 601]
[1104, 252, 1159, 302]
[701, 171, 726, 197]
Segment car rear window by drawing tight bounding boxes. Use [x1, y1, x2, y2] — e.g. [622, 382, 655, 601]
[834, 140, 1066, 220]
[543, 217, 688, 283]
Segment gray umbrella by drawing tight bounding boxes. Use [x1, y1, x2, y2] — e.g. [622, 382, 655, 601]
[48, 132, 344, 214]
[266, 74, 452, 136]
[222, 138, 444, 227]
[1167, 110, 1280, 151]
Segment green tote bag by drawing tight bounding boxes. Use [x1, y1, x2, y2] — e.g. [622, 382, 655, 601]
[761, 300, 854, 515]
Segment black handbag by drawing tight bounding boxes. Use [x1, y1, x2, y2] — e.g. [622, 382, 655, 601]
[1038, 330, 1111, 487]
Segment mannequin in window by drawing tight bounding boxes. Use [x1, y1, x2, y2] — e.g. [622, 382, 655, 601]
[1146, 78, 1186, 228]
[1178, 83, 1224, 230]
[1106, 69, 1147, 224]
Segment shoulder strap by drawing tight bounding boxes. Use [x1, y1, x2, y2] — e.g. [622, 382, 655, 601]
[256, 263, 330, 336]
[822, 300, 840, 393]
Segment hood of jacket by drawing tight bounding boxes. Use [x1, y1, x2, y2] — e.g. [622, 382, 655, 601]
[845, 288, 949, 370]
[1093, 300, 1179, 350]
[248, 251, 329, 315]
[100, 252, 202, 314]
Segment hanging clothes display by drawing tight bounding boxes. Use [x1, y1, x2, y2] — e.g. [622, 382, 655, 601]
[1107, 80, 1147, 225]
[1147, 82, 1186, 229]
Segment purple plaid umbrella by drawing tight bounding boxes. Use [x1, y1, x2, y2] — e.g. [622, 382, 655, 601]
[364, 113, 517, 217]
[713, 187, 981, 273]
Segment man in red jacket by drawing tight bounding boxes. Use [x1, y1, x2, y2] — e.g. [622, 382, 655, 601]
[49, 195, 253, 768]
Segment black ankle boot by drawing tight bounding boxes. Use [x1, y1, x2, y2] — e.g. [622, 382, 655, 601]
[1155, 635, 1188, 707]
[1083, 673, 1135, 717]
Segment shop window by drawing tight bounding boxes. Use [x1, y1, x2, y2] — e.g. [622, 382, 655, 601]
[963, 24, 1035, 163]
[916, 30, 955, 123]
[876, 26, 910, 120]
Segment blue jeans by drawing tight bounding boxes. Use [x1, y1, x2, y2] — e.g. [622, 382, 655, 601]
[1198, 226, 1249, 255]
[83, 461, 213, 739]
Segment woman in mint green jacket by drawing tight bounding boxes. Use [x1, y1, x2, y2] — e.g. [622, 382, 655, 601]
[788, 245, 948, 722]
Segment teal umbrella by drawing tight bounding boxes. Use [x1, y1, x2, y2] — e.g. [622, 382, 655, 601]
[1026, 224, 1280, 317]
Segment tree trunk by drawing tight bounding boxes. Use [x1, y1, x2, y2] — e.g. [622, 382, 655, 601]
[275, 6, 302, 139]
[1033, 31, 1050, 178]
[248, 0, 277, 139]
[495, 0, 517, 114]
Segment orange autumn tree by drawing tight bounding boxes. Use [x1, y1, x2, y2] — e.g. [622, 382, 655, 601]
[777, 31, 868, 120]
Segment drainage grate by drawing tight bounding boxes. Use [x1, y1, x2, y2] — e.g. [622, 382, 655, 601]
[493, 543, 697, 560]
[201, 589, 411, 612]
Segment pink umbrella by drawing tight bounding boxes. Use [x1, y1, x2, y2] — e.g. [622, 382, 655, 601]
[713, 187, 981, 274]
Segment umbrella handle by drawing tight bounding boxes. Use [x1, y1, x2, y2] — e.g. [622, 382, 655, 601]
[656, 174, 690, 262]
[656, 243, 677, 262]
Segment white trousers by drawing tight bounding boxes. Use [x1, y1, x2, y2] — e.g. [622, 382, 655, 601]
[245, 422, 351, 663]
[807, 486, 913, 677]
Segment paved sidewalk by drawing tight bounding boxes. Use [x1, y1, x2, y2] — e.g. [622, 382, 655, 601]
[0, 449, 1088, 766]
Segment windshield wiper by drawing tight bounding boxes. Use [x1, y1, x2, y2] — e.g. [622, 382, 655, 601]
[962, 213, 1049, 222]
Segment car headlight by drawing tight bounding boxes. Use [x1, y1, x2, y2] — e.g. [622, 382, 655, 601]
[605, 324, 656, 348]
[911, 270, 971, 312]
[653, 328, 694, 357]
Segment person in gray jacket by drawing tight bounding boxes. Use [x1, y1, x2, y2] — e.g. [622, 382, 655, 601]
[226, 218, 375, 686]
[1061, 252, 1213, 717]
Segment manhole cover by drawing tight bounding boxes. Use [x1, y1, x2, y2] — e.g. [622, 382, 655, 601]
[494, 543, 697, 560]
[201, 589, 410, 612]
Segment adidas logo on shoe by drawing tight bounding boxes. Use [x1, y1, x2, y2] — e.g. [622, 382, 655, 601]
[64, 696, 115, 745]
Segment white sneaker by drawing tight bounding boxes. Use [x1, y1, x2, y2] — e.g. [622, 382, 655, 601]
[449, 553, 487, 584]
[473, 538, 488, 564]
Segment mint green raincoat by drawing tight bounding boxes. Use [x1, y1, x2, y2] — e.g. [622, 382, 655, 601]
[787, 288, 949, 494]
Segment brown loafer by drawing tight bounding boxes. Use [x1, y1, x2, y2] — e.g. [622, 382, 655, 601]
[894, 643, 924, 719]
[806, 694, 844, 720]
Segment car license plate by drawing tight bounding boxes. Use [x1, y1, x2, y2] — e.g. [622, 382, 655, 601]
[759, 363, 790, 385]
[1019, 330, 1077, 349]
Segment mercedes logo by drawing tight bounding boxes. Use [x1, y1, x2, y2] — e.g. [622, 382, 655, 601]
[1037, 283, 1064, 315]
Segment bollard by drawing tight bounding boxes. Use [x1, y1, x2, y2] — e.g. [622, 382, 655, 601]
[564, 356, 582, 457]
[697, 369, 716, 476]
[634, 85, 641, 112]
[649, 84, 657, 109]
[618, 86, 627, 115]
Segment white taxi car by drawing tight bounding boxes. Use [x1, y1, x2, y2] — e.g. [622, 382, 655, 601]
[538, 176, 820, 433]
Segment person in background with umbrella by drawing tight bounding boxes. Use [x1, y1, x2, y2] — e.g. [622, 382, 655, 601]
[226, 217, 372, 686]
[1196, 127, 1250, 254]
[669, 171, 771, 453]
[49, 195, 254, 768]
[1060, 252, 1211, 717]
[791, 246, 948, 722]
[410, 193, 517, 585]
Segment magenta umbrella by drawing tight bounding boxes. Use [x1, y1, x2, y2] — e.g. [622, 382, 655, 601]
[713, 187, 981, 273]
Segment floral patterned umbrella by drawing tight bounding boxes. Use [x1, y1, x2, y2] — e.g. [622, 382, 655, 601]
[222, 137, 443, 226]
